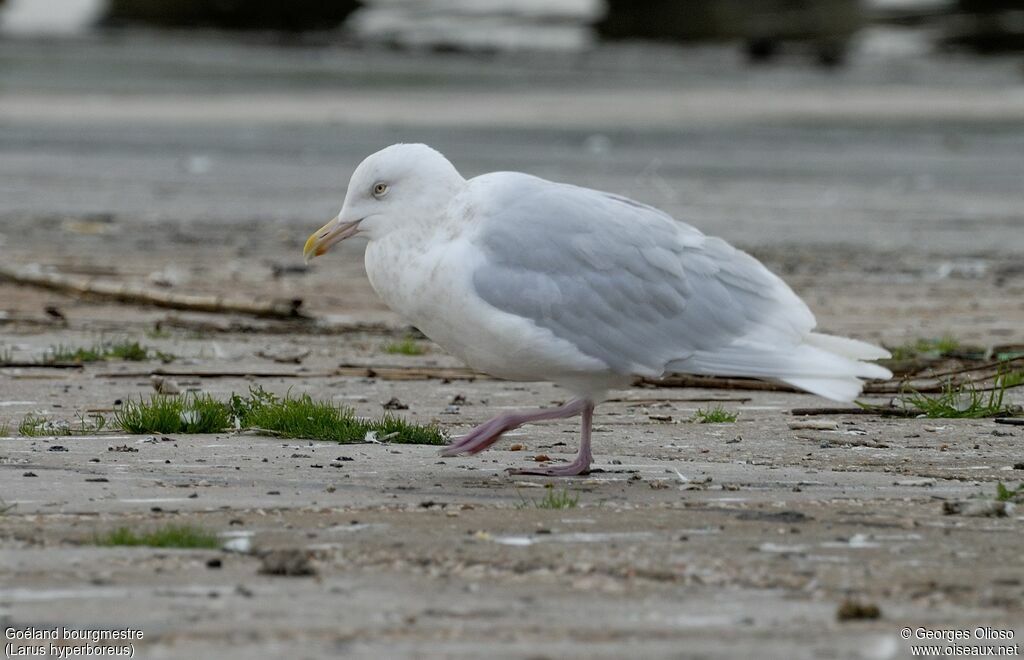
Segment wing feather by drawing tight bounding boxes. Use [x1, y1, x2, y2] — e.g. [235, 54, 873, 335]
[467, 173, 816, 378]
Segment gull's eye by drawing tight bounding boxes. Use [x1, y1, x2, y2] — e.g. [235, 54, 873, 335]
[372, 182, 389, 198]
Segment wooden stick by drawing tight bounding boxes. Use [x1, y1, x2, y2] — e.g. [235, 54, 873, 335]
[862, 375, 1023, 394]
[897, 355, 1024, 381]
[154, 314, 401, 336]
[96, 369, 331, 379]
[0, 362, 84, 369]
[882, 356, 946, 377]
[791, 407, 876, 416]
[790, 406, 917, 417]
[0, 265, 308, 319]
[95, 364, 488, 381]
[638, 374, 916, 395]
[636, 375, 798, 392]
[334, 365, 486, 381]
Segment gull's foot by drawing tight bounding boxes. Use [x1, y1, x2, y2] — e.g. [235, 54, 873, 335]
[508, 456, 591, 477]
[439, 415, 512, 457]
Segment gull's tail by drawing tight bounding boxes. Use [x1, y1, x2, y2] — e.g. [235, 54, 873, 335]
[779, 332, 892, 402]
[667, 332, 893, 403]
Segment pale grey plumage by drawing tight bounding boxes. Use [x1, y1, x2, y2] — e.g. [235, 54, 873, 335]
[469, 172, 888, 400]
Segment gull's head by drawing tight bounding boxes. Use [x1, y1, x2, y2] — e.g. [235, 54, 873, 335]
[303, 143, 464, 262]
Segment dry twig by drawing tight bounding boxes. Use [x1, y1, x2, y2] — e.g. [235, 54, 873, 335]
[0, 265, 307, 319]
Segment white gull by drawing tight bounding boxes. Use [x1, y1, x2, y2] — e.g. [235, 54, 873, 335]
[304, 143, 891, 476]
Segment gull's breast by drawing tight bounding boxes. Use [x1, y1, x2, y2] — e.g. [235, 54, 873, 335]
[363, 232, 615, 386]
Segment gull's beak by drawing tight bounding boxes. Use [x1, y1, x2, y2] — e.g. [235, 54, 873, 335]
[303, 215, 361, 263]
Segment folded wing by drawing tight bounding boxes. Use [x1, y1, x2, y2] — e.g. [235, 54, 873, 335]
[468, 173, 890, 401]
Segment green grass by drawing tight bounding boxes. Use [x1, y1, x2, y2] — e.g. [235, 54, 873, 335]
[96, 524, 220, 549]
[106, 341, 149, 361]
[537, 486, 579, 509]
[0, 421, 8, 437]
[43, 340, 164, 364]
[45, 344, 105, 363]
[999, 369, 1024, 390]
[370, 414, 447, 445]
[19, 414, 71, 437]
[232, 387, 445, 444]
[383, 337, 426, 356]
[900, 375, 1019, 419]
[240, 392, 363, 439]
[995, 482, 1024, 503]
[888, 335, 961, 361]
[113, 387, 446, 445]
[114, 393, 231, 434]
[692, 405, 738, 424]
[518, 485, 580, 510]
[18, 412, 106, 437]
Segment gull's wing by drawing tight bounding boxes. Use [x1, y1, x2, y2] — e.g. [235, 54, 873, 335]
[466, 172, 889, 399]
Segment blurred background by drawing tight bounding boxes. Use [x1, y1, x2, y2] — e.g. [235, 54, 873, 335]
[1, 0, 1022, 337]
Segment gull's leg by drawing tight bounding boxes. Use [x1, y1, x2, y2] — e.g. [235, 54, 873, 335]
[509, 400, 594, 477]
[440, 399, 586, 457]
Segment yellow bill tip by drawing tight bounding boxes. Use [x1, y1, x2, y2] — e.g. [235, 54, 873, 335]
[302, 231, 322, 262]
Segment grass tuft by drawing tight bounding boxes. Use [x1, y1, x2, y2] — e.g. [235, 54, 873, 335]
[371, 413, 447, 445]
[18, 412, 106, 436]
[519, 484, 579, 510]
[0, 421, 9, 437]
[112, 386, 446, 445]
[114, 393, 230, 434]
[998, 369, 1024, 390]
[233, 386, 445, 445]
[536, 486, 579, 509]
[383, 337, 426, 356]
[96, 524, 220, 549]
[888, 335, 961, 361]
[19, 414, 71, 437]
[43, 340, 164, 364]
[900, 375, 1019, 419]
[240, 391, 358, 439]
[995, 482, 1024, 503]
[45, 344, 104, 363]
[106, 341, 149, 361]
[692, 405, 738, 424]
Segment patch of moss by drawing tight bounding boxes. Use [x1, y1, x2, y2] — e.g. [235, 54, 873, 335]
[692, 405, 738, 423]
[96, 525, 220, 549]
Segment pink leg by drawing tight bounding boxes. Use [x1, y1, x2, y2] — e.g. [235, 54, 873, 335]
[439, 399, 587, 457]
[509, 400, 594, 477]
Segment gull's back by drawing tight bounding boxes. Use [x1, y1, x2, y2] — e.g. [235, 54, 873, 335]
[461, 171, 889, 401]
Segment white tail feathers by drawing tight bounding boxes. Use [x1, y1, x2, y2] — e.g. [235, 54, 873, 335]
[780, 333, 892, 402]
[780, 376, 867, 402]
[668, 332, 893, 403]
[805, 332, 892, 361]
